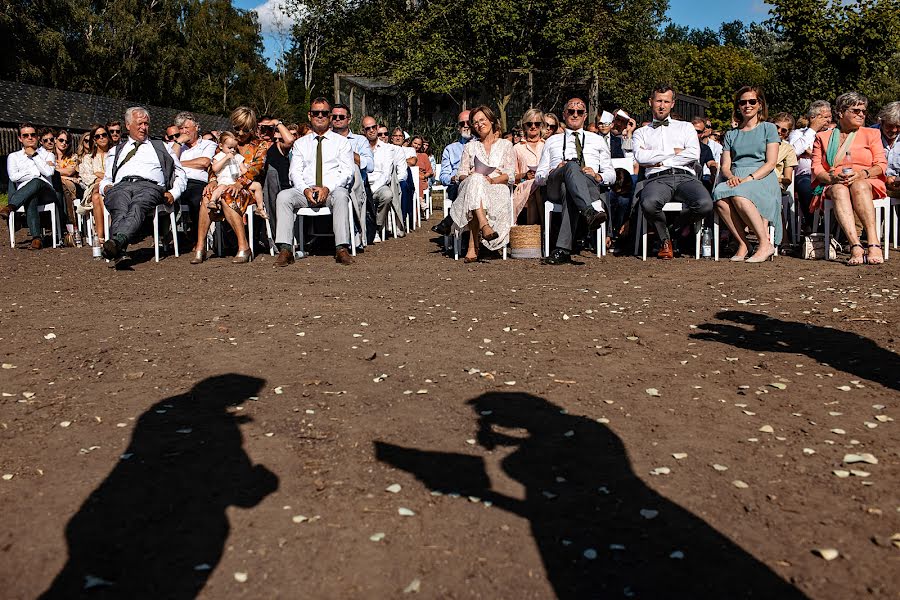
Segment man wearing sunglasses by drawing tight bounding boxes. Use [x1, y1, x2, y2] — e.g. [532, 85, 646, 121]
[438, 110, 472, 199]
[330, 103, 374, 247]
[257, 115, 295, 233]
[535, 97, 614, 264]
[106, 121, 123, 145]
[631, 84, 713, 260]
[2, 123, 58, 249]
[273, 97, 356, 266]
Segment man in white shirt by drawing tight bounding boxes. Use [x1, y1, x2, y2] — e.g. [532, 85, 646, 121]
[877, 102, 900, 196]
[2, 123, 58, 249]
[331, 103, 374, 247]
[535, 97, 614, 264]
[632, 85, 713, 260]
[788, 100, 832, 228]
[362, 116, 406, 240]
[172, 111, 216, 245]
[273, 97, 356, 266]
[99, 106, 188, 266]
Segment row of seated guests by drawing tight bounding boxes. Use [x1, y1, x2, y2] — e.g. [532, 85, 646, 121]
[430, 85, 896, 266]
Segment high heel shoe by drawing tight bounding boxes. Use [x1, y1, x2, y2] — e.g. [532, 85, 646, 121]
[480, 224, 499, 241]
[746, 249, 776, 263]
[232, 249, 251, 264]
[729, 254, 748, 262]
[189, 249, 207, 264]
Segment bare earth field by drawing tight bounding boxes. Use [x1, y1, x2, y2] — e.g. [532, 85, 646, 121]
[0, 220, 898, 600]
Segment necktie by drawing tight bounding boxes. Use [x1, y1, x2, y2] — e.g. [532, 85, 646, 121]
[651, 120, 670, 128]
[315, 135, 324, 187]
[572, 133, 584, 167]
[118, 140, 143, 170]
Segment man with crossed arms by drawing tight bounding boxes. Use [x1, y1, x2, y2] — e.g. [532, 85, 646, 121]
[273, 97, 355, 266]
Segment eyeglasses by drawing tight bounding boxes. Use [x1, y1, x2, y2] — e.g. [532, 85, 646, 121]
[377, 132, 389, 137]
[57, 138, 69, 144]
[363, 125, 378, 131]
[310, 110, 331, 118]
[94, 132, 109, 140]
[41, 137, 54, 143]
[457, 121, 469, 128]
[108, 129, 121, 134]
[847, 107, 867, 116]
[274, 136, 283, 142]
[259, 125, 275, 132]
[331, 114, 348, 121]
[472, 119, 489, 127]
[164, 134, 178, 141]
[565, 109, 586, 116]
[524, 121, 542, 128]
[738, 98, 759, 107]
[20, 132, 36, 138]
[776, 126, 790, 134]
[544, 123, 558, 131]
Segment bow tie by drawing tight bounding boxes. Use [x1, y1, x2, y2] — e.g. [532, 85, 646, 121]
[651, 120, 670, 128]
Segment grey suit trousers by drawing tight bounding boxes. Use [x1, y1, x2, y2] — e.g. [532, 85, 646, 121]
[639, 171, 713, 240]
[547, 161, 605, 252]
[104, 181, 165, 243]
[275, 186, 352, 248]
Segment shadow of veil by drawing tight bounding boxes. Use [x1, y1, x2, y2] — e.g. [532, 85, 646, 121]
[376, 392, 808, 599]
[691, 310, 899, 392]
[39, 374, 279, 599]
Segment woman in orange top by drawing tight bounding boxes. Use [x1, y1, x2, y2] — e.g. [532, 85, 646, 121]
[812, 92, 887, 265]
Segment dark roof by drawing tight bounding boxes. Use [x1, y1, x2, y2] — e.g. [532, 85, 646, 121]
[0, 80, 230, 136]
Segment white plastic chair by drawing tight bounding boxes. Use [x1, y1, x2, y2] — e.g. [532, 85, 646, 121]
[410, 166, 421, 230]
[7, 202, 59, 248]
[542, 200, 606, 258]
[290, 196, 356, 258]
[633, 202, 705, 260]
[246, 205, 276, 258]
[152, 203, 179, 262]
[448, 194, 512, 261]
[823, 196, 890, 260]
[889, 196, 899, 250]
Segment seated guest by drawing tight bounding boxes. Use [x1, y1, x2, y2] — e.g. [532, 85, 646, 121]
[536, 97, 614, 265]
[164, 125, 182, 158]
[191, 107, 268, 264]
[99, 107, 187, 267]
[631, 86, 713, 260]
[712, 86, 782, 263]
[543, 113, 561, 139]
[422, 139, 438, 185]
[596, 111, 625, 159]
[447, 105, 515, 263]
[438, 110, 472, 201]
[512, 108, 545, 223]
[877, 102, 900, 197]
[105, 121, 122, 146]
[53, 129, 80, 246]
[410, 135, 433, 213]
[172, 111, 217, 245]
[257, 114, 295, 233]
[77, 132, 92, 159]
[771, 113, 798, 192]
[273, 97, 356, 266]
[364, 116, 406, 239]
[812, 92, 887, 265]
[788, 100, 832, 229]
[690, 116, 718, 190]
[39, 128, 57, 157]
[1, 123, 58, 249]
[330, 104, 373, 245]
[77, 124, 112, 240]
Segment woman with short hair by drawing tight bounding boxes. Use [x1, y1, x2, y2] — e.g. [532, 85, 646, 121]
[812, 92, 887, 265]
[512, 108, 545, 223]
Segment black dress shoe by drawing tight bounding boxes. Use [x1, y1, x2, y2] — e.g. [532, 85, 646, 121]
[582, 207, 608, 231]
[541, 248, 572, 265]
[431, 216, 452, 236]
[101, 238, 120, 260]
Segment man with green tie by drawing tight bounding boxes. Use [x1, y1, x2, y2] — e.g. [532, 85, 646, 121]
[273, 97, 355, 266]
[99, 106, 187, 266]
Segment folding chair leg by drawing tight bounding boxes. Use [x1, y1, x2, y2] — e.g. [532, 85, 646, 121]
[153, 208, 161, 262]
[170, 209, 179, 257]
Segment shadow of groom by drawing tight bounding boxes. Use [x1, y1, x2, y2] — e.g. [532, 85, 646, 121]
[40, 374, 279, 599]
[376, 392, 808, 599]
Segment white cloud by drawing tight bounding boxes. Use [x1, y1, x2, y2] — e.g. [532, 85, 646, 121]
[252, 0, 297, 35]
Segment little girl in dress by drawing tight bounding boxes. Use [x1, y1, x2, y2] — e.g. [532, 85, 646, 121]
[206, 131, 267, 219]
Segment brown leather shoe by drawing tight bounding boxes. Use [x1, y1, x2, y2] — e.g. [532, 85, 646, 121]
[0, 206, 12, 220]
[657, 239, 673, 260]
[30, 237, 43, 250]
[273, 248, 294, 267]
[335, 246, 355, 265]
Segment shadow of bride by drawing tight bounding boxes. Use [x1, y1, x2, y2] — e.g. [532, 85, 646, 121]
[376, 392, 808, 599]
[40, 374, 279, 599]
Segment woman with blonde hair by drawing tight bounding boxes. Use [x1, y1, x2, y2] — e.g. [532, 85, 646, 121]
[543, 113, 561, 139]
[512, 108, 545, 223]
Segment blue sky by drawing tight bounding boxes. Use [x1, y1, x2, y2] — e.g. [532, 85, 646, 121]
[236, 0, 771, 66]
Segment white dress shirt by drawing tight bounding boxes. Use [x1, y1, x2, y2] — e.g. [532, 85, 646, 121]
[632, 118, 700, 176]
[343, 131, 374, 174]
[178, 138, 217, 182]
[534, 128, 615, 186]
[289, 130, 353, 192]
[886, 137, 900, 178]
[7, 148, 55, 189]
[788, 127, 817, 176]
[368, 140, 402, 192]
[100, 137, 187, 200]
[702, 138, 723, 177]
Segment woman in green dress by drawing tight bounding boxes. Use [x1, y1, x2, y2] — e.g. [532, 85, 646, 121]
[713, 86, 782, 262]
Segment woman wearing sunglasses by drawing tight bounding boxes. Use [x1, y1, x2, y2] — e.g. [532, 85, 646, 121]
[812, 92, 887, 265]
[77, 124, 112, 241]
[542, 113, 561, 140]
[712, 86, 782, 262]
[52, 129, 80, 246]
[512, 108, 545, 223]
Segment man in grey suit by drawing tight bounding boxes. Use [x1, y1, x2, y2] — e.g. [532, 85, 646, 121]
[99, 106, 187, 266]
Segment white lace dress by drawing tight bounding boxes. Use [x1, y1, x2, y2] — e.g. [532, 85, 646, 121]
[449, 138, 515, 251]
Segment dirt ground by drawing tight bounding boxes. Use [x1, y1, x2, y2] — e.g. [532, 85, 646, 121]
[0, 217, 898, 600]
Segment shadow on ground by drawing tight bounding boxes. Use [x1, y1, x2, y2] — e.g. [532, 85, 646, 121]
[692, 310, 899, 392]
[39, 374, 278, 599]
[376, 392, 808, 599]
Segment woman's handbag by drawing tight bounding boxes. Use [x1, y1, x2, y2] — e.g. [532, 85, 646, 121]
[801, 233, 839, 260]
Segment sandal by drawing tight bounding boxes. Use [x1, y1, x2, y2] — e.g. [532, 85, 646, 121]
[865, 243, 884, 265]
[480, 224, 499, 241]
[255, 206, 269, 220]
[846, 243, 866, 266]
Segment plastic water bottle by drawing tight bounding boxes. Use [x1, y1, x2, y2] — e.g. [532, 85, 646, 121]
[841, 150, 853, 177]
[701, 227, 712, 258]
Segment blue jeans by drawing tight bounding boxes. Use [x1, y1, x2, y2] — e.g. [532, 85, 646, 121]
[795, 172, 813, 222]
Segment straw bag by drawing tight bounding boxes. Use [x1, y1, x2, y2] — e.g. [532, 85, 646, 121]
[801, 233, 839, 260]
